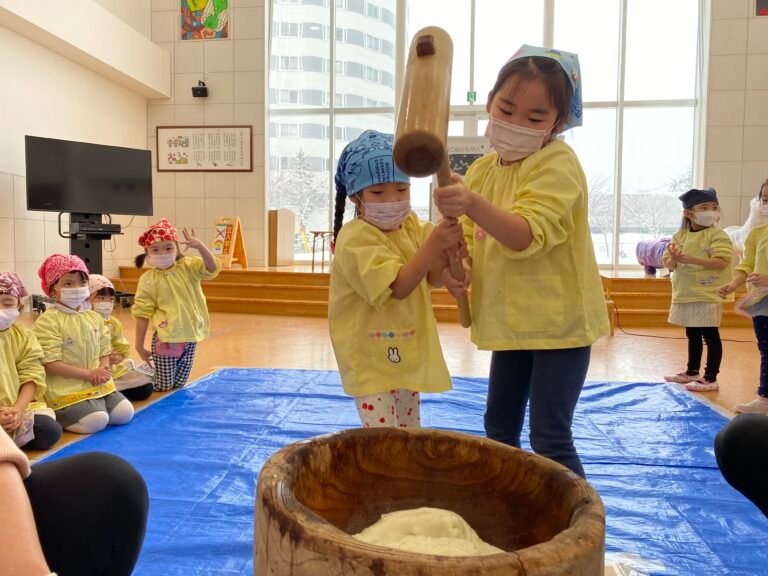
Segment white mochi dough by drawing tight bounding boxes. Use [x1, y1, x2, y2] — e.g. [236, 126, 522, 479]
[353, 507, 504, 556]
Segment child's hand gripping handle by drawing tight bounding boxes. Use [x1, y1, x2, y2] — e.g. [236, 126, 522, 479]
[437, 161, 471, 328]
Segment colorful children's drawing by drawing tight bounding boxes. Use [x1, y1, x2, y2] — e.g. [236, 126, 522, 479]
[167, 152, 189, 165]
[181, 0, 229, 40]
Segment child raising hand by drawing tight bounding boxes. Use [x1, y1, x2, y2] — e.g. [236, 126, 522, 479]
[329, 130, 464, 429]
[132, 219, 220, 392]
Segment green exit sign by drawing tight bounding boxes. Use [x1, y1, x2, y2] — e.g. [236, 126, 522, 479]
[467, 90, 477, 104]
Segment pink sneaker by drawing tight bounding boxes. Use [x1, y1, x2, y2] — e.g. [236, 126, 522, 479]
[664, 372, 699, 384]
[685, 377, 719, 392]
[735, 396, 768, 414]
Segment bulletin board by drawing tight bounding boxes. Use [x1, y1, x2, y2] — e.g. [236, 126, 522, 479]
[157, 125, 252, 172]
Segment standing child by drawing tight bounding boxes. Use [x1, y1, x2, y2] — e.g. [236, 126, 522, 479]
[0, 272, 61, 450]
[719, 198, 768, 413]
[329, 130, 464, 428]
[663, 188, 733, 392]
[88, 274, 153, 402]
[33, 255, 134, 434]
[434, 45, 608, 478]
[132, 219, 220, 392]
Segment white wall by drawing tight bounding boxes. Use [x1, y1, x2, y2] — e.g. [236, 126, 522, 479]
[704, 0, 768, 226]
[149, 0, 268, 268]
[94, 0, 152, 37]
[0, 24, 149, 293]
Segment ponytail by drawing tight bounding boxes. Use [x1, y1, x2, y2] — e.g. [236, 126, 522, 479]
[332, 171, 350, 249]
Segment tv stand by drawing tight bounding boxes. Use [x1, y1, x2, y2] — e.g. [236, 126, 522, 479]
[61, 213, 122, 275]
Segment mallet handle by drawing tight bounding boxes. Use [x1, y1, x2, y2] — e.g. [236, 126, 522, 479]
[436, 159, 471, 329]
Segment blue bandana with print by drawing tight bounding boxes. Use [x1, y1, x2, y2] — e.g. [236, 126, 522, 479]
[335, 130, 411, 197]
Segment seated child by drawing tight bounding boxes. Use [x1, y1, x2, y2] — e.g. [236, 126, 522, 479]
[88, 275, 153, 402]
[33, 255, 134, 434]
[0, 272, 62, 450]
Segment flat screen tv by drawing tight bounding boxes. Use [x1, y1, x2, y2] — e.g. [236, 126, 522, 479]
[25, 135, 153, 216]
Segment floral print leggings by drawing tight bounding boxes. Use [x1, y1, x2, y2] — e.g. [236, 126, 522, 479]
[354, 388, 421, 428]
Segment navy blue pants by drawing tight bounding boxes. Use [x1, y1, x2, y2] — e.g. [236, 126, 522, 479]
[485, 346, 591, 478]
[752, 315, 768, 398]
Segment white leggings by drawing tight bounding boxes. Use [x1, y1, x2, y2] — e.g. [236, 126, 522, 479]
[354, 388, 421, 428]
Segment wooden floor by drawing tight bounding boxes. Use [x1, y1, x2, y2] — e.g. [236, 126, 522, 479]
[109, 307, 760, 414]
[20, 305, 761, 460]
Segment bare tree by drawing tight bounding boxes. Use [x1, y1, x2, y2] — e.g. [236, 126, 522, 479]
[667, 164, 693, 195]
[621, 193, 680, 237]
[587, 175, 614, 257]
[268, 150, 330, 236]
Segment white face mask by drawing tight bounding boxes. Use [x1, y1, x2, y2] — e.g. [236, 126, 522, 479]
[485, 116, 551, 162]
[58, 287, 91, 309]
[691, 210, 718, 227]
[362, 199, 411, 230]
[760, 203, 768, 217]
[148, 253, 177, 269]
[0, 308, 19, 331]
[93, 301, 114, 319]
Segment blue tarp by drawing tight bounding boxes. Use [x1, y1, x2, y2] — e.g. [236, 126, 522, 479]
[42, 369, 768, 575]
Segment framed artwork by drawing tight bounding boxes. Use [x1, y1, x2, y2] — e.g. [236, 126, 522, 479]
[181, 0, 229, 40]
[758, 0, 768, 16]
[156, 125, 253, 172]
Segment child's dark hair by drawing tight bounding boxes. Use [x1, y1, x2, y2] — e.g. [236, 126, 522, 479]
[759, 178, 768, 199]
[49, 271, 88, 295]
[488, 56, 573, 129]
[331, 189, 362, 249]
[332, 187, 347, 250]
[94, 287, 116, 298]
[134, 241, 184, 268]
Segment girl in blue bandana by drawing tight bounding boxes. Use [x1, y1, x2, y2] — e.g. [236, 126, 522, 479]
[434, 45, 609, 478]
[329, 130, 464, 428]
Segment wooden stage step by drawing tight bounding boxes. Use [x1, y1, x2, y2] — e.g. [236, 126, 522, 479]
[114, 267, 462, 322]
[114, 267, 751, 327]
[602, 276, 750, 329]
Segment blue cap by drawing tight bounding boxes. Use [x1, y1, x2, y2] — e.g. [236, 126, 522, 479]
[335, 130, 411, 197]
[679, 188, 718, 209]
[506, 44, 583, 131]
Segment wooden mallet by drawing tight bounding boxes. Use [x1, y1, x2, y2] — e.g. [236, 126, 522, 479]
[394, 26, 471, 328]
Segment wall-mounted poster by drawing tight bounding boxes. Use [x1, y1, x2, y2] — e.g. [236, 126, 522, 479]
[429, 137, 493, 222]
[445, 137, 493, 175]
[156, 125, 252, 172]
[181, 0, 229, 40]
[759, 0, 768, 16]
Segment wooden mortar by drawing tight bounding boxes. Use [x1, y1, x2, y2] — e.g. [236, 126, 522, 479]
[255, 427, 605, 575]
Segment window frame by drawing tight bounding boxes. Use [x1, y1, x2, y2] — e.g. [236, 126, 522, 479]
[267, 0, 704, 268]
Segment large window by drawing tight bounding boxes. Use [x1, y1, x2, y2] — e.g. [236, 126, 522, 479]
[269, 0, 396, 261]
[268, 0, 703, 267]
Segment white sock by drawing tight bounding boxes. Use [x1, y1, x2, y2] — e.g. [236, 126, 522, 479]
[108, 399, 134, 425]
[67, 411, 109, 434]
